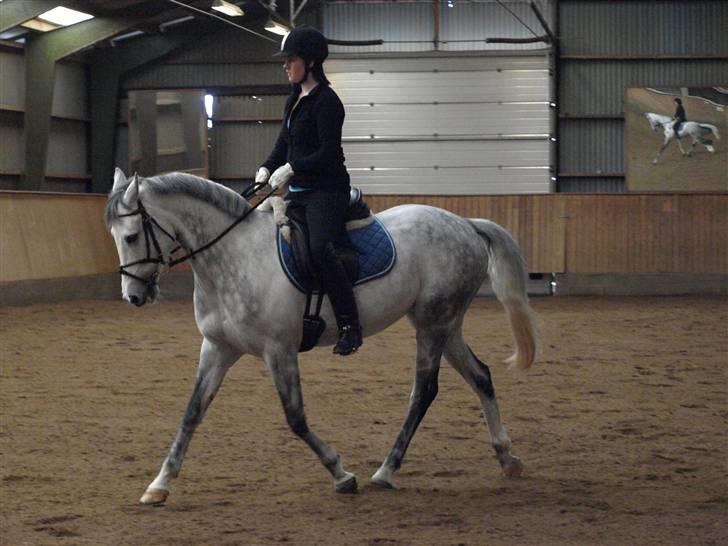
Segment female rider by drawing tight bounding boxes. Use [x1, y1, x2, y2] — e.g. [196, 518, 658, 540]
[255, 26, 362, 356]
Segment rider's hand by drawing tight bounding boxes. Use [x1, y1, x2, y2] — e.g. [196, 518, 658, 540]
[269, 163, 294, 190]
[255, 166, 270, 184]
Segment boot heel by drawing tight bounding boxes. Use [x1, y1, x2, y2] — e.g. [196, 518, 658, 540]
[333, 325, 363, 356]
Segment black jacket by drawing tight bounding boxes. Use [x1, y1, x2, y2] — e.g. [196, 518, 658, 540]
[674, 104, 686, 123]
[262, 84, 351, 193]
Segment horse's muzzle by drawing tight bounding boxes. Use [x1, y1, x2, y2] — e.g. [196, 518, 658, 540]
[125, 282, 158, 307]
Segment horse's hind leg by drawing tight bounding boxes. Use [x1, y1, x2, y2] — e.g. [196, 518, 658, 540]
[443, 334, 523, 478]
[678, 137, 689, 156]
[265, 349, 357, 494]
[371, 328, 445, 489]
[139, 338, 240, 505]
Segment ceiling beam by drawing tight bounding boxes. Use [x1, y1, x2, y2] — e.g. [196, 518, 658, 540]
[22, 16, 139, 190]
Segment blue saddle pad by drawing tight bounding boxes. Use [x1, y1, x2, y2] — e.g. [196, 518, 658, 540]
[277, 216, 396, 293]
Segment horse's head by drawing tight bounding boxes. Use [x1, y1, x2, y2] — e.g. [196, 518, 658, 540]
[106, 168, 178, 307]
[645, 113, 660, 131]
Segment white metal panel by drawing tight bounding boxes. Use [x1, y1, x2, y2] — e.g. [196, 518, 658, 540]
[0, 50, 24, 110]
[344, 140, 549, 168]
[344, 103, 549, 137]
[327, 54, 552, 194]
[348, 167, 551, 195]
[333, 73, 549, 103]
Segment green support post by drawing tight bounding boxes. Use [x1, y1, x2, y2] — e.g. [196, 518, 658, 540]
[22, 17, 135, 190]
[88, 34, 193, 193]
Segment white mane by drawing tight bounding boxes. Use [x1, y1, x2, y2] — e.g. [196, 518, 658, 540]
[645, 112, 673, 131]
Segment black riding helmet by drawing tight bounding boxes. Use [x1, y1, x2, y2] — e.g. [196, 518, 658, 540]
[275, 26, 329, 85]
[275, 26, 329, 64]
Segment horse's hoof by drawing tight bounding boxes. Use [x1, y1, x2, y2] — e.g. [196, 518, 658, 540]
[139, 488, 169, 505]
[501, 456, 524, 478]
[370, 476, 395, 489]
[335, 473, 358, 494]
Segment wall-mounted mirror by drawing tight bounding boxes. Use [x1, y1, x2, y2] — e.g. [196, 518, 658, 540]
[128, 90, 208, 177]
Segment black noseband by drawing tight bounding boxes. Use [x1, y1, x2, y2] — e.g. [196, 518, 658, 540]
[117, 200, 179, 290]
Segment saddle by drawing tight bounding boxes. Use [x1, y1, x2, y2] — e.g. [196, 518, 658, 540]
[285, 188, 371, 290]
[272, 188, 396, 352]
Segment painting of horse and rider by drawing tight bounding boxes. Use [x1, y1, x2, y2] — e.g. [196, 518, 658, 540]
[625, 87, 727, 192]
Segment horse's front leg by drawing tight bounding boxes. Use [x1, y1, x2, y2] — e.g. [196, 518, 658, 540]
[139, 338, 241, 505]
[653, 136, 670, 164]
[265, 348, 357, 493]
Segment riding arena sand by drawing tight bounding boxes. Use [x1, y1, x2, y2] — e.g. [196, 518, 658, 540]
[1, 295, 726, 545]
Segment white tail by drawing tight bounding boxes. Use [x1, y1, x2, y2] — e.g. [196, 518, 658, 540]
[698, 123, 721, 140]
[469, 219, 538, 370]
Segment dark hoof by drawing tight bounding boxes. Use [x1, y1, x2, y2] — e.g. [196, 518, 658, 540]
[335, 474, 358, 494]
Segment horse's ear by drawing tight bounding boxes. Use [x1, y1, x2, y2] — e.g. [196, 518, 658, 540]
[123, 173, 140, 206]
[113, 167, 127, 191]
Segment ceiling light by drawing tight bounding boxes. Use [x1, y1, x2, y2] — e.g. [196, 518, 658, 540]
[159, 15, 195, 32]
[37, 6, 94, 26]
[265, 19, 289, 36]
[21, 19, 60, 32]
[211, 0, 244, 17]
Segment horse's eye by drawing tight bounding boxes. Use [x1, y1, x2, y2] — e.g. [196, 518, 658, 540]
[125, 233, 139, 244]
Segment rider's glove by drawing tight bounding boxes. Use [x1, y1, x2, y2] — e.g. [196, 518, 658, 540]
[269, 163, 294, 190]
[255, 166, 270, 184]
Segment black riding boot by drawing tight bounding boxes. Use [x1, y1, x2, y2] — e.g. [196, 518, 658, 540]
[322, 243, 362, 356]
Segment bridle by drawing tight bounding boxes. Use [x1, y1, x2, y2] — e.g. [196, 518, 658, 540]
[117, 200, 179, 292]
[116, 182, 277, 289]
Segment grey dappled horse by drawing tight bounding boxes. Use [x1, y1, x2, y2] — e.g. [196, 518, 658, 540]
[105, 168, 538, 505]
[645, 112, 720, 165]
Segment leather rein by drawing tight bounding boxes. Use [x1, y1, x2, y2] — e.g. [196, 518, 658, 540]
[117, 182, 277, 289]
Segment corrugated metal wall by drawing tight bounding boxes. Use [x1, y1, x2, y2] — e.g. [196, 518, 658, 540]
[326, 55, 551, 194]
[324, 0, 550, 53]
[118, 26, 288, 187]
[558, 0, 728, 192]
[559, 0, 728, 56]
[0, 47, 90, 192]
[210, 95, 287, 187]
[119, 5, 554, 193]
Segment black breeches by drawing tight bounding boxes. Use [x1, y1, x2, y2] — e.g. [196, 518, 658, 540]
[287, 190, 359, 324]
[289, 190, 352, 268]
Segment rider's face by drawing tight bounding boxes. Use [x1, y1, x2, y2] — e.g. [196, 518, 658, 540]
[284, 56, 306, 83]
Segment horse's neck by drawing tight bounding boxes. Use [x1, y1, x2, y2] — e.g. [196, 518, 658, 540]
[146, 193, 252, 258]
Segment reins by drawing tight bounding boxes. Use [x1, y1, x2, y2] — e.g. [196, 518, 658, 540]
[117, 182, 277, 283]
[166, 182, 277, 267]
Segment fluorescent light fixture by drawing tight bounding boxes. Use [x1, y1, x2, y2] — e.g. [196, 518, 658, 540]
[37, 6, 94, 27]
[111, 30, 145, 46]
[159, 15, 195, 32]
[211, 0, 244, 17]
[265, 19, 289, 36]
[21, 19, 60, 32]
